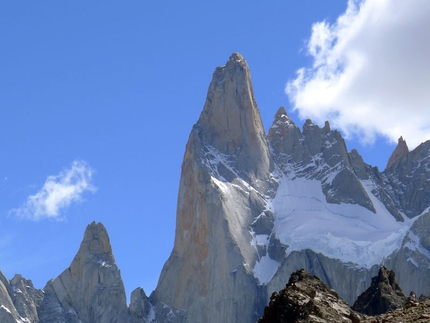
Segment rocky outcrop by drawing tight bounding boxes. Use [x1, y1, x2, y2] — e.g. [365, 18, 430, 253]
[267, 107, 302, 157]
[361, 299, 430, 323]
[0, 222, 152, 323]
[258, 268, 430, 323]
[382, 140, 430, 218]
[258, 269, 362, 323]
[0, 270, 43, 323]
[39, 222, 132, 323]
[267, 250, 380, 305]
[268, 110, 376, 213]
[386, 136, 409, 169]
[352, 266, 407, 315]
[197, 52, 272, 185]
[129, 288, 151, 323]
[0, 271, 25, 323]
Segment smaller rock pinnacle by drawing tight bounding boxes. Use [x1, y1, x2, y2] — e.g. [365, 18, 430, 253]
[386, 136, 409, 169]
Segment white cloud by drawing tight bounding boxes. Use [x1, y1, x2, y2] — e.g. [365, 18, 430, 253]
[286, 0, 430, 148]
[11, 160, 96, 221]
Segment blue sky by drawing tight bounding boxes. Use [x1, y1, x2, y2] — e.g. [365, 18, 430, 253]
[1, 1, 429, 298]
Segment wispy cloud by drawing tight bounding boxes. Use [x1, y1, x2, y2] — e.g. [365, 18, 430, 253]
[10, 160, 96, 221]
[286, 0, 430, 149]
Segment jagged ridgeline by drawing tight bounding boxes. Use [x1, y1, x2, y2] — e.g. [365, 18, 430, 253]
[1, 53, 430, 323]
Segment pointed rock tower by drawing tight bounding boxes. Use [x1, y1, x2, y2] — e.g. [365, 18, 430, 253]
[197, 52, 272, 184]
[352, 266, 406, 316]
[153, 53, 273, 323]
[386, 136, 409, 169]
[39, 222, 131, 323]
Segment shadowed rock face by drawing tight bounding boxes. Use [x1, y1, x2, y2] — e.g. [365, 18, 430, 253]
[382, 140, 430, 218]
[0, 271, 42, 323]
[352, 266, 407, 316]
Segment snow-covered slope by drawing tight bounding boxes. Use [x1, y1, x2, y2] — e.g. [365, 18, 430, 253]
[272, 176, 412, 268]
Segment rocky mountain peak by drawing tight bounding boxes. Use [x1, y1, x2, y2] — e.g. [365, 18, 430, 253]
[195, 52, 271, 181]
[260, 268, 430, 323]
[258, 269, 362, 323]
[39, 221, 130, 323]
[78, 221, 113, 260]
[352, 266, 407, 316]
[382, 140, 430, 218]
[267, 107, 301, 156]
[268, 113, 376, 212]
[271, 107, 296, 127]
[65, 221, 116, 282]
[386, 136, 409, 169]
[197, 51, 257, 151]
[154, 53, 273, 323]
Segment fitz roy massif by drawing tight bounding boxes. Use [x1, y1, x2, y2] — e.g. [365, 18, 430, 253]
[1, 53, 430, 323]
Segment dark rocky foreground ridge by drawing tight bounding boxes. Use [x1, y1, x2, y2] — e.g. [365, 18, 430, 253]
[258, 269, 363, 323]
[2, 53, 430, 322]
[258, 267, 430, 323]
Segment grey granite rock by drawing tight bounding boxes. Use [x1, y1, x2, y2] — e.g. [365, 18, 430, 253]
[386, 136, 409, 169]
[41, 222, 132, 323]
[153, 53, 273, 323]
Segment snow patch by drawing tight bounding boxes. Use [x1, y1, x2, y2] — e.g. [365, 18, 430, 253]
[404, 231, 430, 260]
[1, 305, 11, 313]
[16, 316, 31, 323]
[407, 257, 419, 268]
[253, 255, 279, 285]
[97, 260, 112, 268]
[251, 234, 270, 247]
[273, 176, 413, 268]
[145, 303, 155, 323]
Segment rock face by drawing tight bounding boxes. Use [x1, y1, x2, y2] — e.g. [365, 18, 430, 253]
[258, 268, 430, 323]
[382, 140, 430, 218]
[152, 52, 271, 323]
[352, 266, 407, 315]
[384, 211, 430, 297]
[197, 52, 272, 184]
[268, 111, 375, 212]
[0, 270, 42, 323]
[386, 136, 409, 169]
[0, 222, 136, 323]
[258, 269, 362, 323]
[39, 221, 131, 323]
[129, 288, 151, 323]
